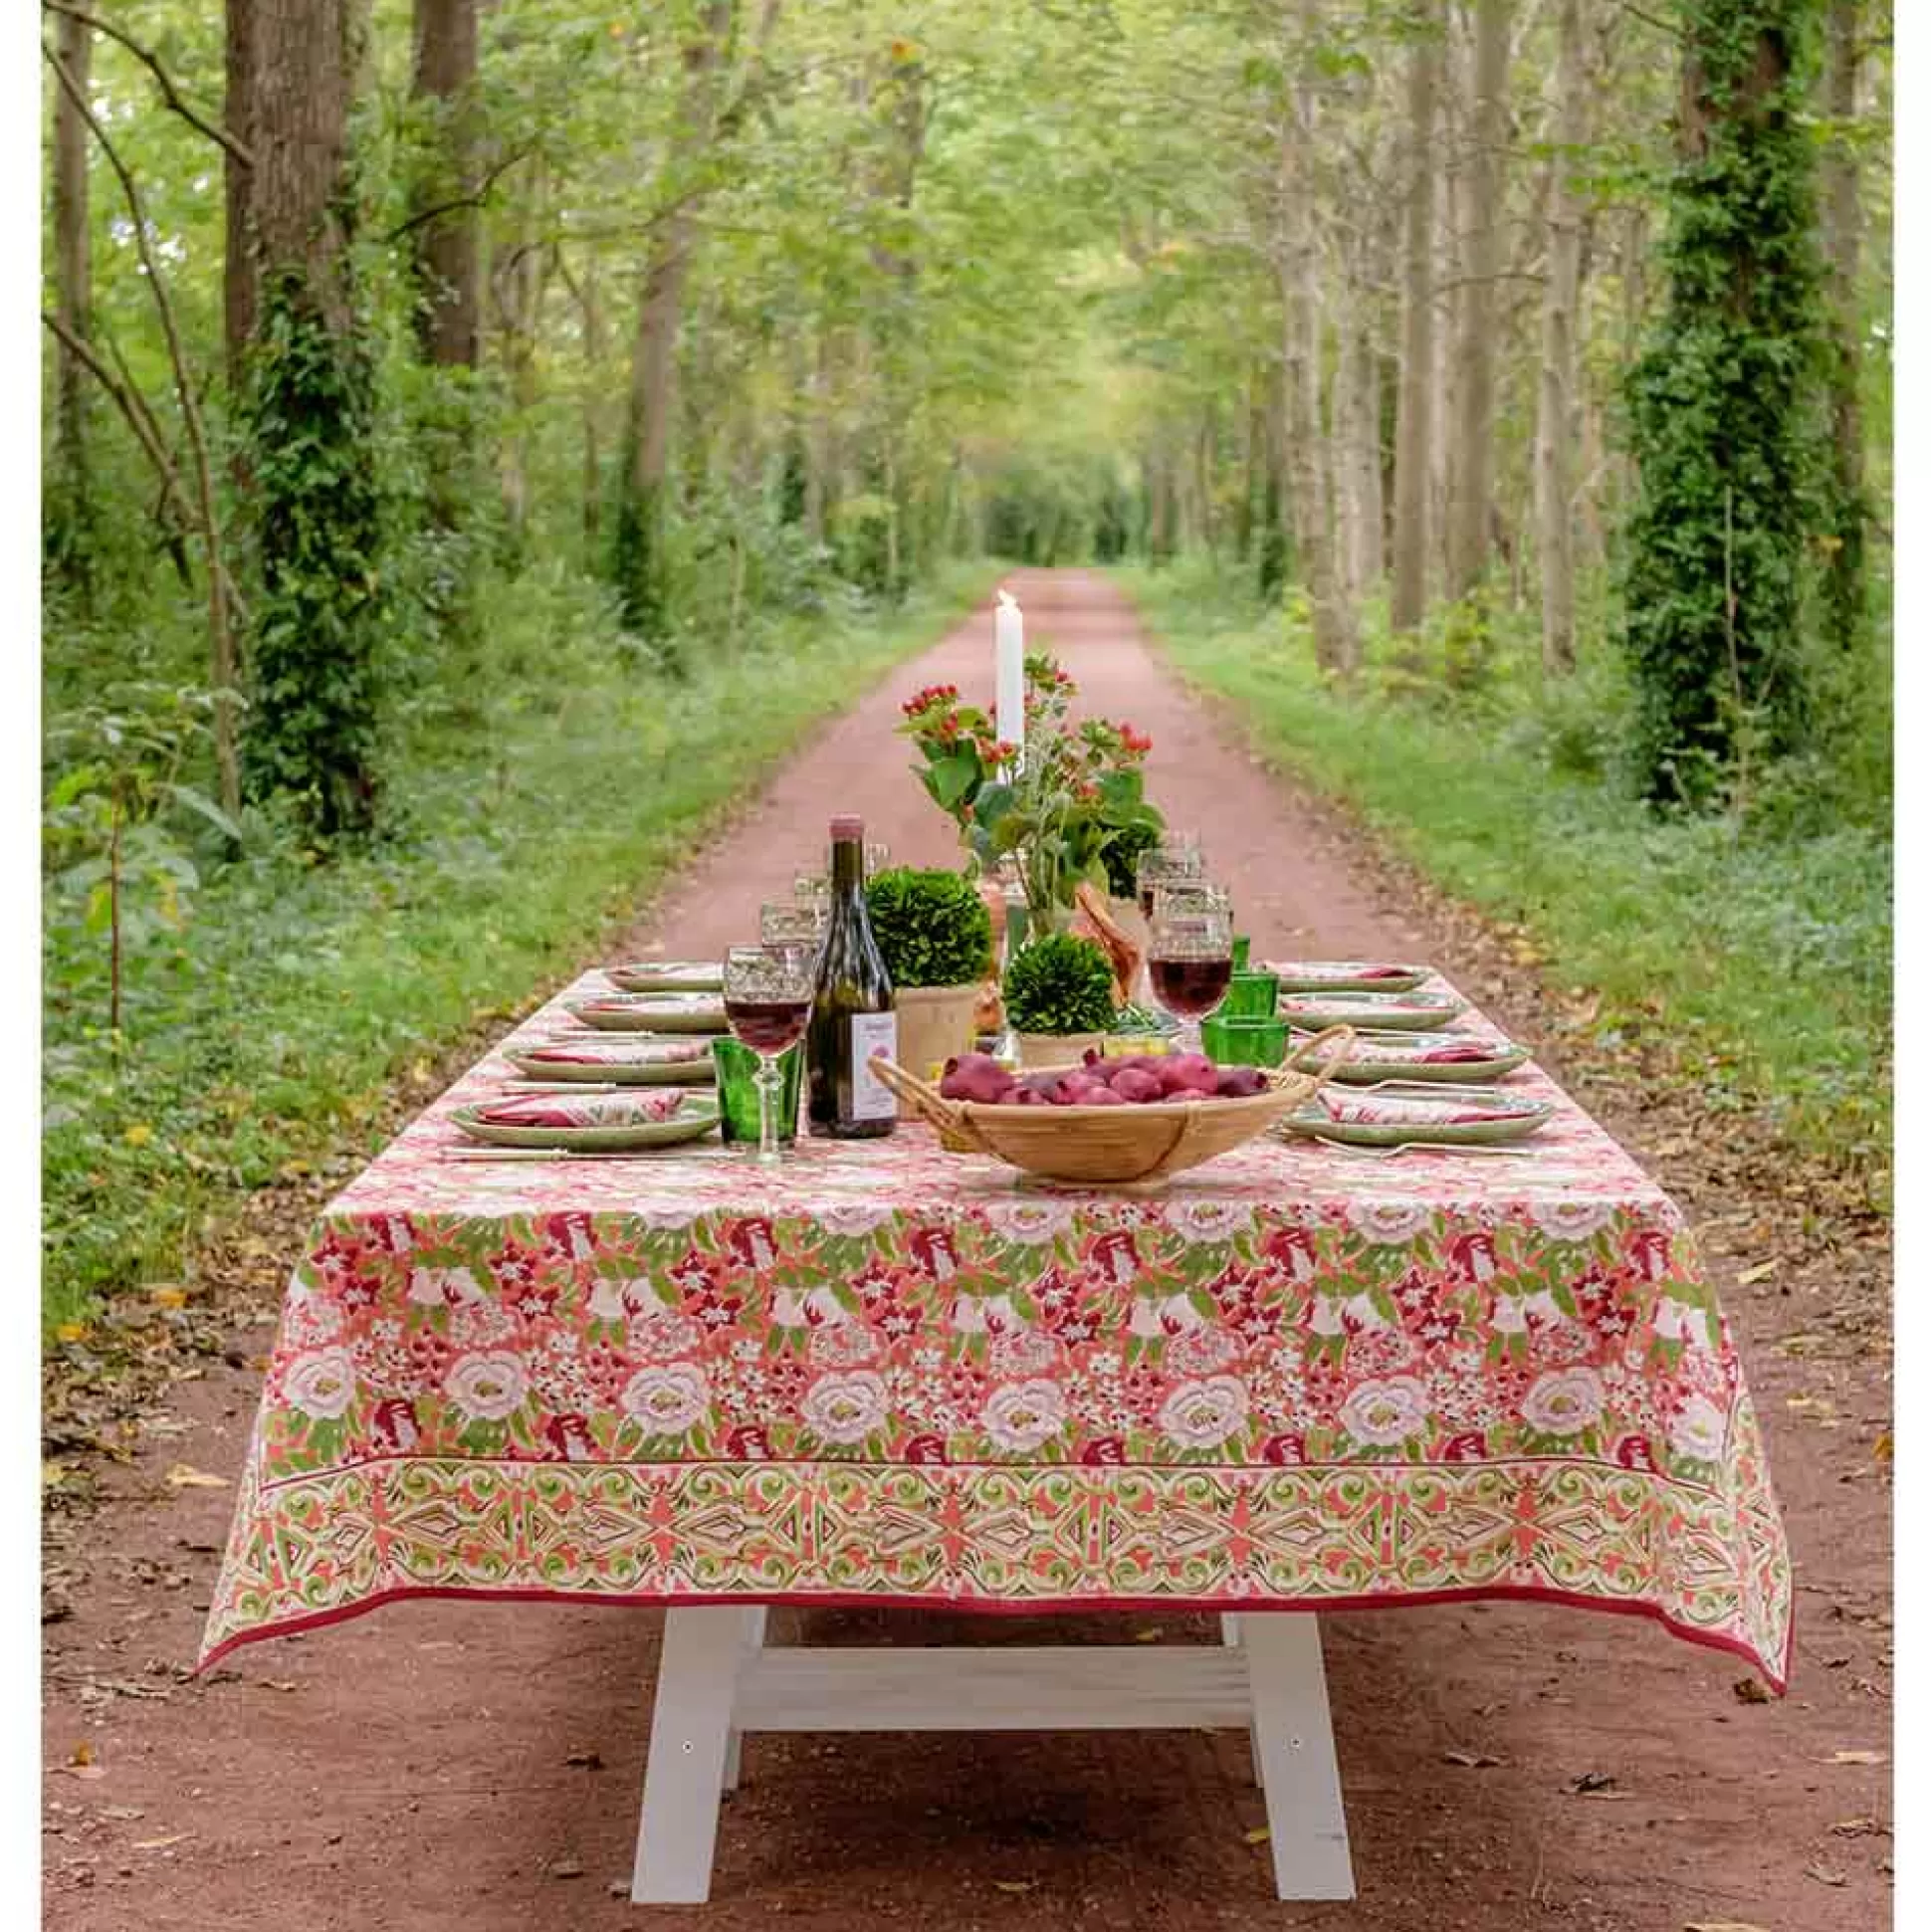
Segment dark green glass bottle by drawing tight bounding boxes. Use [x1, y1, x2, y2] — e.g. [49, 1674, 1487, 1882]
[805, 815, 898, 1139]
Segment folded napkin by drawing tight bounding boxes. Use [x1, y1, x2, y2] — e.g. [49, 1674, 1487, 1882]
[526, 1041, 706, 1065]
[1322, 1096, 1502, 1128]
[477, 1090, 686, 1129]
[1413, 1042, 1495, 1063]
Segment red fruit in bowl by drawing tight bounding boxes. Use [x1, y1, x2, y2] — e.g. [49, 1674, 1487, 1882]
[1076, 1084, 1126, 1106]
[1110, 1067, 1165, 1104]
[1215, 1066, 1269, 1098]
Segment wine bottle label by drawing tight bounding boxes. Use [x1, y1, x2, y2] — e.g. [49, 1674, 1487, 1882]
[847, 1011, 898, 1122]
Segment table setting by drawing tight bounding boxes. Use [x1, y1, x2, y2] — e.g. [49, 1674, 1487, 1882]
[198, 592, 1792, 1907]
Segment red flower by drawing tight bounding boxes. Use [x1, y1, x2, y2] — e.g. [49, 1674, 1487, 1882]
[908, 1227, 959, 1281]
[370, 1397, 420, 1453]
[1625, 1228, 1674, 1284]
[906, 1434, 949, 1466]
[1081, 1436, 1128, 1467]
[727, 1424, 773, 1461]
[1260, 1226, 1319, 1282]
[504, 1275, 562, 1324]
[1448, 1230, 1498, 1284]
[1613, 1433, 1657, 1473]
[1260, 1432, 1306, 1466]
[544, 1413, 597, 1461]
[1439, 1430, 1488, 1463]
[726, 1218, 778, 1271]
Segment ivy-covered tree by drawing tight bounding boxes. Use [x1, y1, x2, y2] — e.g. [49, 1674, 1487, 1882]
[1620, 0, 1826, 804]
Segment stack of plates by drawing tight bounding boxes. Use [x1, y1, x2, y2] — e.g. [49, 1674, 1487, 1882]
[455, 1090, 719, 1151]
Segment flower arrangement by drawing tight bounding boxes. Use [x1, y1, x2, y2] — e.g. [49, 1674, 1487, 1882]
[1001, 932, 1118, 1038]
[897, 655, 1163, 923]
[865, 867, 993, 989]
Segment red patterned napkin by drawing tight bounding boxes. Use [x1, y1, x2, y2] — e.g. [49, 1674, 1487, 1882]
[1413, 1042, 1495, 1063]
[476, 1091, 687, 1129]
[525, 1041, 707, 1065]
[1321, 1095, 1505, 1128]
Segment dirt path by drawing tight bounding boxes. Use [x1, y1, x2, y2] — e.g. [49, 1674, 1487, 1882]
[43, 571, 1891, 1930]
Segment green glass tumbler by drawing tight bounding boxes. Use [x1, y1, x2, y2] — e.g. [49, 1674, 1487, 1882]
[1200, 1014, 1290, 1068]
[1219, 969, 1281, 1019]
[712, 1037, 802, 1147]
[1231, 934, 1252, 971]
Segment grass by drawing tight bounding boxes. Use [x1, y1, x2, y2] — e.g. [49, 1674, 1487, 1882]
[42, 561, 994, 1334]
[1121, 559, 1891, 1191]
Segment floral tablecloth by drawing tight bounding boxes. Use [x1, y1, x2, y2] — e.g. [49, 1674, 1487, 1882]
[199, 969, 1792, 1687]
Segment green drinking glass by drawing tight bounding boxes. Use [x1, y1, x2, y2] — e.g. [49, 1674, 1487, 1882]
[712, 1036, 802, 1148]
[1200, 1014, 1290, 1068]
[1219, 969, 1280, 1019]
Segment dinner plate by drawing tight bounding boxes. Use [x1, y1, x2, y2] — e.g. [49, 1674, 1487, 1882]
[1282, 1087, 1553, 1147]
[504, 1038, 718, 1085]
[1261, 959, 1431, 995]
[1279, 989, 1465, 1031]
[605, 961, 725, 994]
[1322, 1029, 1532, 1085]
[454, 1092, 719, 1151]
[569, 991, 728, 1033]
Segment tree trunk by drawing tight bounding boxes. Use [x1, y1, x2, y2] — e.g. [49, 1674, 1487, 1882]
[1391, 0, 1440, 637]
[409, 0, 479, 368]
[1534, 0, 1585, 673]
[579, 252, 604, 552]
[615, 0, 735, 644]
[225, 0, 256, 389]
[246, 0, 381, 836]
[50, 0, 93, 597]
[1821, 0, 1865, 648]
[1447, 0, 1510, 601]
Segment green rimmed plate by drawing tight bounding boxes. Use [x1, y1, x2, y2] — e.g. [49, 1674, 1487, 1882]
[569, 991, 728, 1033]
[1322, 1030, 1531, 1084]
[1262, 960, 1431, 995]
[1279, 989, 1465, 1031]
[1282, 1086, 1553, 1147]
[454, 1092, 720, 1152]
[505, 1038, 717, 1085]
[606, 960, 725, 994]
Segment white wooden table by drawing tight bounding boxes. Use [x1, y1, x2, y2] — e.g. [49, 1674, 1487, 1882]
[631, 1606, 1354, 1904]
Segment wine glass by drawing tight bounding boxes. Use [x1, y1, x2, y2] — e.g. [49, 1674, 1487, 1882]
[1147, 885, 1234, 1051]
[723, 943, 814, 1168]
[760, 900, 824, 952]
[1135, 840, 1204, 921]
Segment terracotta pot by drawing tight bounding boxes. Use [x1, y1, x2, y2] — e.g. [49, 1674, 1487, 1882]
[1013, 1029, 1107, 1071]
[893, 984, 984, 1112]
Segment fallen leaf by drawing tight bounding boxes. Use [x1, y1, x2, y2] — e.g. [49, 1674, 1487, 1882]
[1442, 1748, 1502, 1768]
[54, 1324, 89, 1345]
[69, 1743, 94, 1768]
[1133, 1627, 1162, 1643]
[563, 1749, 602, 1770]
[98, 1807, 145, 1823]
[147, 1288, 188, 1310]
[1829, 1815, 1881, 1837]
[163, 1464, 227, 1490]
[1242, 1825, 1271, 1845]
[258, 1680, 299, 1694]
[1873, 1431, 1893, 1461]
[131, 1834, 189, 1851]
[1732, 1676, 1771, 1704]
[992, 1879, 1035, 1894]
[1567, 1771, 1616, 1795]
[1822, 1749, 1885, 1765]
[1805, 1862, 1847, 1887]
[122, 1123, 153, 1148]
[544, 1857, 584, 1880]
[1737, 1261, 1778, 1286]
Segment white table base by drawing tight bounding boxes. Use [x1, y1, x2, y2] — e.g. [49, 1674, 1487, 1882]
[631, 1607, 1354, 1905]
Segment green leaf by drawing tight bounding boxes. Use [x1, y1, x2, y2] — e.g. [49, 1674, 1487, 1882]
[166, 784, 243, 844]
[929, 751, 980, 811]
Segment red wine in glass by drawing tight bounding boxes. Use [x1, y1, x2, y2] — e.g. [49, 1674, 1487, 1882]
[726, 996, 810, 1055]
[1151, 956, 1233, 1018]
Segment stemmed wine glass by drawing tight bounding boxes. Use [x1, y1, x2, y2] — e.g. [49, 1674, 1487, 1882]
[723, 943, 814, 1168]
[1147, 884, 1234, 1051]
[1135, 837, 1204, 921]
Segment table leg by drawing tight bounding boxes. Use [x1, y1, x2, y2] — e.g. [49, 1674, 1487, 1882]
[1241, 1613, 1354, 1901]
[631, 1607, 756, 1904]
[721, 1607, 768, 1796]
[1219, 1614, 1263, 1791]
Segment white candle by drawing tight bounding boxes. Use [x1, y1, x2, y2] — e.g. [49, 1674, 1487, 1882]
[994, 588, 1024, 777]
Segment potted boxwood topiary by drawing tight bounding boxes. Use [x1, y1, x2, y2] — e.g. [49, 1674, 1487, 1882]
[1002, 932, 1119, 1069]
[866, 867, 995, 1098]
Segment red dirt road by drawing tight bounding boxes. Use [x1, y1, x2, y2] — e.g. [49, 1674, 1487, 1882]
[43, 572, 1891, 1930]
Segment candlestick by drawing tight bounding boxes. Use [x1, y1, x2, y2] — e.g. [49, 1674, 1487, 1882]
[994, 588, 1024, 778]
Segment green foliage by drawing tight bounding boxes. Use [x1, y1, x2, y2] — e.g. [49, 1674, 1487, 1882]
[1001, 932, 1118, 1036]
[245, 274, 386, 838]
[865, 866, 992, 987]
[1620, 0, 1827, 805]
[1128, 560, 1890, 1186]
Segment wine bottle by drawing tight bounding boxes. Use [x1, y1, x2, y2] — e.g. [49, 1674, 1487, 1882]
[806, 815, 898, 1139]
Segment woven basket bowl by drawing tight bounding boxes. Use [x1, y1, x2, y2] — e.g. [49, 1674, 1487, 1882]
[872, 1026, 1353, 1184]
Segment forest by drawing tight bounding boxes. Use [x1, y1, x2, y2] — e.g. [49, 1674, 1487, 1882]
[40, 0, 1892, 1329]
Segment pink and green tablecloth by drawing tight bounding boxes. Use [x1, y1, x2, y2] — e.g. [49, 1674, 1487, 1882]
[199, 970, 1792, 1687]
